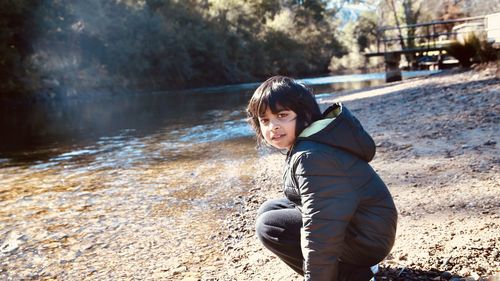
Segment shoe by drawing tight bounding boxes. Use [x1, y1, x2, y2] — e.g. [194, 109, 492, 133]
[369, 264, 379, 281]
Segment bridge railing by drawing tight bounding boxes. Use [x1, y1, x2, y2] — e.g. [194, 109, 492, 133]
[365, 13, 499, 82]
[371, 15, 486, 56]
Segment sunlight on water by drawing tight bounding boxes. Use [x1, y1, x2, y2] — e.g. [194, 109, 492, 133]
[52, 149, 99, 161]
[178, 119, 253, 143]
[300, 70, 440, 85]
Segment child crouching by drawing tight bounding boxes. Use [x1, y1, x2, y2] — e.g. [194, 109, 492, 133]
[247, 76, 398, 281]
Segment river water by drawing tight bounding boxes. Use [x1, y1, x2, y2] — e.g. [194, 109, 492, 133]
[0, 71, 437, 278]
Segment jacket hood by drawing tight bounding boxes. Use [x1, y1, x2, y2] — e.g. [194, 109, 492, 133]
[297, 103, 376, 161]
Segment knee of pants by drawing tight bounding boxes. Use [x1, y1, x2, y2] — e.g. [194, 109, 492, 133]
[256, 198, 280, 217]
[255, 213, 277, 245]
[255, 214, 267, 240]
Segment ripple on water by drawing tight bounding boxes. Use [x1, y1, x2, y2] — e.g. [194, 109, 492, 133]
[0, 119, 260, 279]
[178, 119, 252, 143]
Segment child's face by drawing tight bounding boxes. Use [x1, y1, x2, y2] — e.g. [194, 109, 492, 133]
[258, 106, 297, 150]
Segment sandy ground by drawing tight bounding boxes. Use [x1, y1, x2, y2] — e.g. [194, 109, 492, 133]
[219, 66, 500, 281]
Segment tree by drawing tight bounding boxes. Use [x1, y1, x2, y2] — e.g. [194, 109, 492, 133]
[1, 0, 355, 101]
[385, 0, 423, 67]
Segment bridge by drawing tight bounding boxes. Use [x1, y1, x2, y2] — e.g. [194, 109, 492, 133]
[365, 12, 500, 82]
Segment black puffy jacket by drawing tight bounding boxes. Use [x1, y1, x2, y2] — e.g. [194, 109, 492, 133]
[283, 103, 397, 281]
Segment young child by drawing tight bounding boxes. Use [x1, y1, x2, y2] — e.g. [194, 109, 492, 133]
[247, 76, 397, 281]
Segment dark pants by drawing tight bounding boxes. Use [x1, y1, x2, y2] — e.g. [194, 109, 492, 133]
[255, 198, 374, 281]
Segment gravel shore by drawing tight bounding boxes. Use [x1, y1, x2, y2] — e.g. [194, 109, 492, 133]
[219, 66, 500, 281]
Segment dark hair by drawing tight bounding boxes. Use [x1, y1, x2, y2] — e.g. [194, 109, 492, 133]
[246, 75, 322, 146]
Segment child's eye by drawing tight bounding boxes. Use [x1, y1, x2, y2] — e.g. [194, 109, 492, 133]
[277, 112, 288, 118]
[259, 118, 269, 125]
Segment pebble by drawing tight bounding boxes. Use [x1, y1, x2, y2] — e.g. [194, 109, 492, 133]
[398, 253, 408, 261]
[459, 268, 471, 277]
[0, 232, 26, 254]
[483, 140, 496, 146]
[171, 265, 187, 275]
[471, 272, 482, 280]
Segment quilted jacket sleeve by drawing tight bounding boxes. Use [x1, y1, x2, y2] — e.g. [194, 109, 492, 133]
[294, 151, 359, 281]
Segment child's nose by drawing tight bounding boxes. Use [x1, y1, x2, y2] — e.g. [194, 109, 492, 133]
[269, 119, 280, 130]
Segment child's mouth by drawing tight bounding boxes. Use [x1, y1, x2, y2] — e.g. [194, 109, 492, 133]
[272, 134, 285, 140]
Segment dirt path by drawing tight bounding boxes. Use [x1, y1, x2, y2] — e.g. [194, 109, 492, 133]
[219, 66, 500, 281]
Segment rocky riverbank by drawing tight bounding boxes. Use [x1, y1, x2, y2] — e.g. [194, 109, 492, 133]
[218, 66, 500, 281]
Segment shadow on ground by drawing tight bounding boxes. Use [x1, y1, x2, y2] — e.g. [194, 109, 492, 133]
[376, 266, 456, 280]
[377, 266, 500, 280]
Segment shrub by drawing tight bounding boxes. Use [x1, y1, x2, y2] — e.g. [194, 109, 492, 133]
[446, 32, 498, 68]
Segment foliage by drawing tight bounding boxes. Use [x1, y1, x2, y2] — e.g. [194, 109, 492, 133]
[354, 11, 378, 51]
[0, 0, 347, 101]
[328, 10, 384, 73]
[446, 39, 476, 68]
[446, 32, 498, 68]
[471, 34, 498, 64]
[0, 1, 39, 98]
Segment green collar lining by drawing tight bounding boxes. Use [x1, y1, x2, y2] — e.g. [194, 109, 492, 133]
[299, 118, 335, 138]
[298, 103, 342, 138]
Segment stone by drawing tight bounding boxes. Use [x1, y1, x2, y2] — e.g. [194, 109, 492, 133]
[483, 140, 496, 146]
[172, 265, 187, 275]
[470, 272, 480, 280]
[0, 231, 26, 254]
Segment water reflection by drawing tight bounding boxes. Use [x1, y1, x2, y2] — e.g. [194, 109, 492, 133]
[0, 70, 438, 165]
[0, 90, 253, 165]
